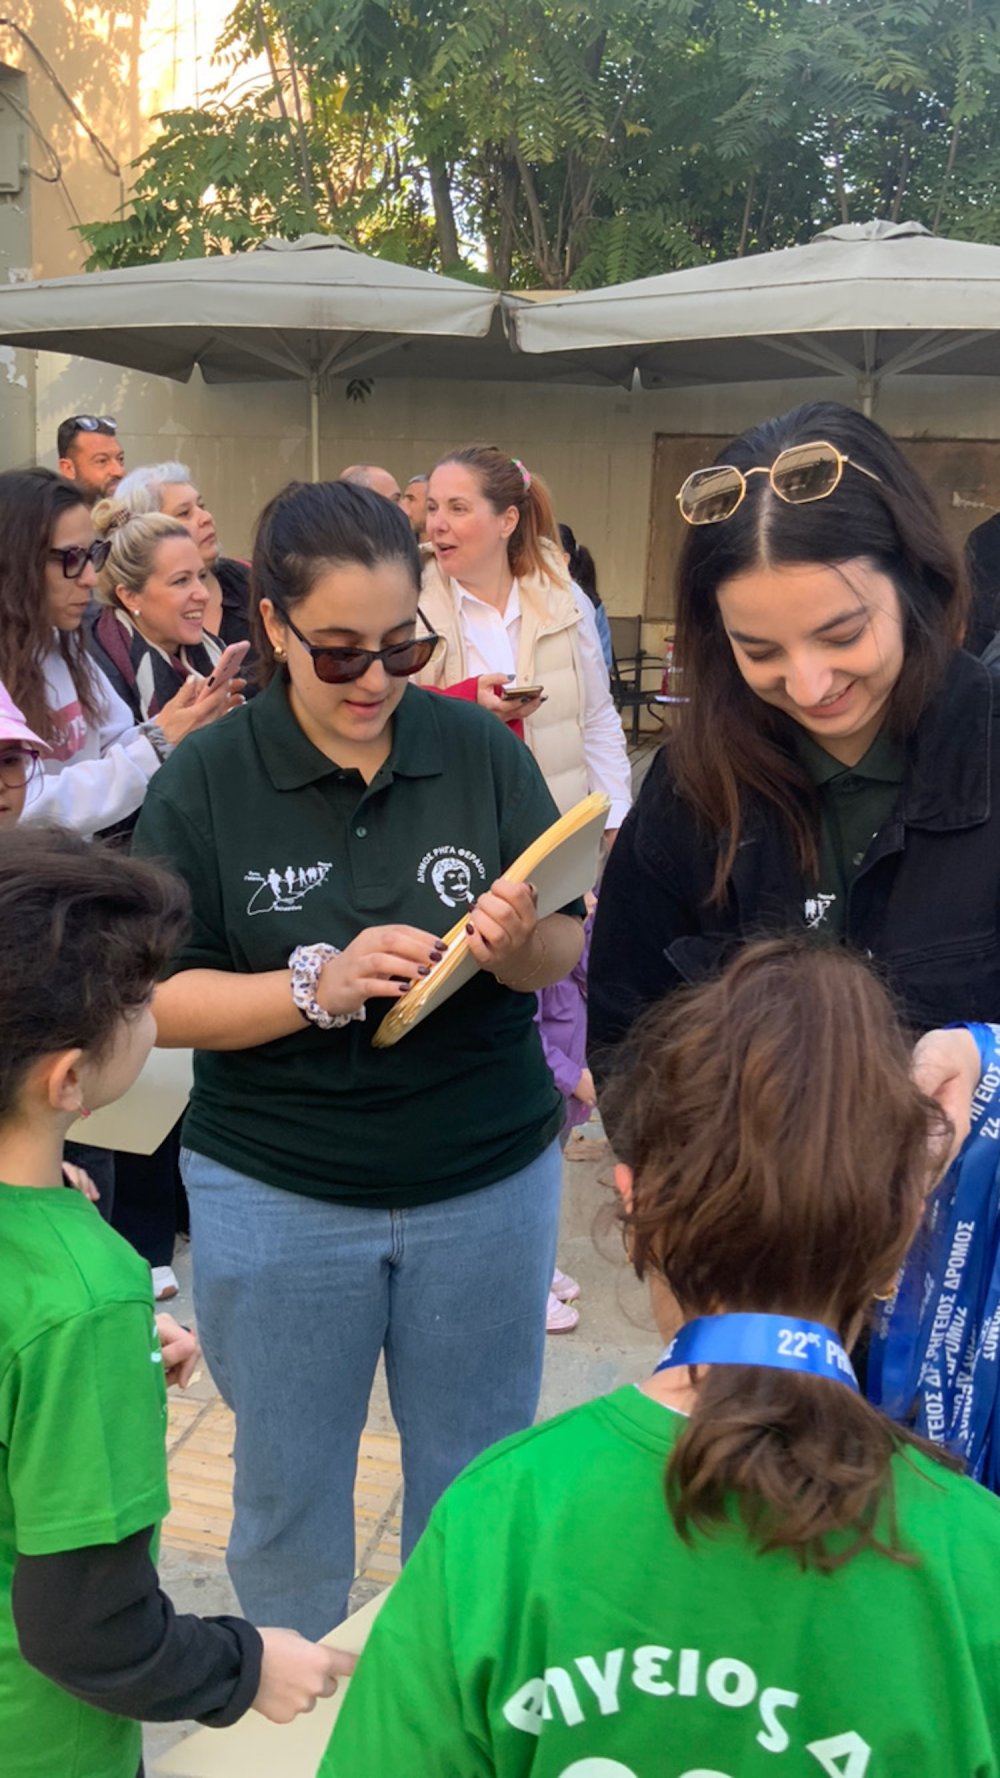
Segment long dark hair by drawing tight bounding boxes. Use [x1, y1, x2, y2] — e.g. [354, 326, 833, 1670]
[558, 522, 601, 610]
[0, 825, 188, 1122]
[669, 403, 967, 900]
[0, 468, 106, 745]
[602, 938, 953, 1570]
[250, 479, 422, 686]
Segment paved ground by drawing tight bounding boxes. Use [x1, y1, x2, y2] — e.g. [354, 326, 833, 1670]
[145, 1122, 654, 1770]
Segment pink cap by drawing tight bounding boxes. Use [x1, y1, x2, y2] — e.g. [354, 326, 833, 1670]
[0, 681, 49, 753]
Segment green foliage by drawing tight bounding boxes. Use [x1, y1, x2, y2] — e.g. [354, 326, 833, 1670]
[80, 0, 1000, 287]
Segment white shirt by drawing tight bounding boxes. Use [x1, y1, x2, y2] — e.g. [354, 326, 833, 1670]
[22, 644, 160, 839]
[453, 578, 632, 828]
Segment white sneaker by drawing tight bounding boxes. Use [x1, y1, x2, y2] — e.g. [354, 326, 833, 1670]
[552, 1267, 581, 1303]
[546, 1291, 579, 1333]
[152, 1265, 179, 1301]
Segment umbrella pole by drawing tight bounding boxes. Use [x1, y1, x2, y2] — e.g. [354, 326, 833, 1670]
[309, 376, 320, 480]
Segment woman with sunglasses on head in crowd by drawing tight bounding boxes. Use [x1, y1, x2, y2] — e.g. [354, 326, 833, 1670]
[131, 479, 585, 1639]
[323, 940, 1000, 1778]
[416, 445, 631, 840]
[115, 461, 254, 655]
[589, 402, 992, 1134]
[0, 469, 239, 842]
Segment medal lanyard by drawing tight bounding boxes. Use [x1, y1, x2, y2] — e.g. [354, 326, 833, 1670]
[869, 1023, 1000, 1483]
[654, 1313, 859, 1391]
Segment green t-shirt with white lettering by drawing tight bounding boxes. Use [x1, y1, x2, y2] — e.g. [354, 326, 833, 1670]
[321, 1385, 1000, 1778]
[0, 1184, 171, 1778]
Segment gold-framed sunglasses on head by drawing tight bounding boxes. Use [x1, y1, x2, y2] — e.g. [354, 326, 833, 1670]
[677, 440, 882, 527]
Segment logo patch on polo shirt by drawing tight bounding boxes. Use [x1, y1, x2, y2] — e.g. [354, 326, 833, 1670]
[804, 892, 836, 929]
[417, 844, 487, 908]
[245, 861, 333, 915]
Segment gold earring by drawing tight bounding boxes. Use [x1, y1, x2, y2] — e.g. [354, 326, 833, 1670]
[274, 646, 287, 661]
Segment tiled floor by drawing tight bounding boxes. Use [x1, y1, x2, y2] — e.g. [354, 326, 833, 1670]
[163, 1393, 403, 1593]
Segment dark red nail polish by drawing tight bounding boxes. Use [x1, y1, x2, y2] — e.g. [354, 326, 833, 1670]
[465, 922, 475, 935]
[418, 965, 431, 976]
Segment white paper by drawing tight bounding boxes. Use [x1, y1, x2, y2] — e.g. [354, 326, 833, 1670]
[152, 1589, 389, 1777]
[67, 1048, 193, 1155]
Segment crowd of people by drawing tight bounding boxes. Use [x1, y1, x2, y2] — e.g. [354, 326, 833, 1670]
[3, 399, 1000, 1776]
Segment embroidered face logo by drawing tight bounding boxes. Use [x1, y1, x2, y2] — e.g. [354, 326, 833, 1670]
[245, 861, 333, 915]
[418, 844, 487, 909]
[431, 857, 475, 908]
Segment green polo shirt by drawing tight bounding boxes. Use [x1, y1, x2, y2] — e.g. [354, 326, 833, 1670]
[794, 726, 905, 937]
[132, 678, 573, 1208]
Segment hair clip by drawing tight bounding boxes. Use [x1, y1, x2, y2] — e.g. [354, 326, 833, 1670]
[511, 457, 532, 492]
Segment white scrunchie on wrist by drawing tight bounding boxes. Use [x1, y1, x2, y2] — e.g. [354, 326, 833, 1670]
[289, 943, 366, 1031]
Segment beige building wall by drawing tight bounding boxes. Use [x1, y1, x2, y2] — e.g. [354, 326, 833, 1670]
[0, 1, 239, 280]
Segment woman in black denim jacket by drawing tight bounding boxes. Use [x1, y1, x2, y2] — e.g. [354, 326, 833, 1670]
[590, 402, 995, 1113]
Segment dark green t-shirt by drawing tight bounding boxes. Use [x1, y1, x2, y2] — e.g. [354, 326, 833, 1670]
[794, 727, 905, 936]
[0, 1185, 170, 1778]
[132, 679, 572, 1207]
[323, 1386, 1000, 1777]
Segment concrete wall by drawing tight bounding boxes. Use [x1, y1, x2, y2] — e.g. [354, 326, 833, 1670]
[33, 356, 1000, 638]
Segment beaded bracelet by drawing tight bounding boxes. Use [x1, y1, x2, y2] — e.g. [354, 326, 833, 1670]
[288, 943, 366, 1031]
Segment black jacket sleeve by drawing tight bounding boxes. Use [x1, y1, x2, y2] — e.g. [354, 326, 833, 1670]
[12, 1526, 263, 1727]
[588, 763, 701, 1088]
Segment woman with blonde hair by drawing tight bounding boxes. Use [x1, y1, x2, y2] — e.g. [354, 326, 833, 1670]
[418, 445, 630, 836]
[115, 461, 252, 648]
[90, 501, 240, 725]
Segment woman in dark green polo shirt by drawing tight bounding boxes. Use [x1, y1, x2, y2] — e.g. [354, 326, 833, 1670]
[132, 481, 583, 1638]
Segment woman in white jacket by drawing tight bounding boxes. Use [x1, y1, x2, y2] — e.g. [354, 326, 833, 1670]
[0, 469, 236, 840]
[418, 446, 631, 838]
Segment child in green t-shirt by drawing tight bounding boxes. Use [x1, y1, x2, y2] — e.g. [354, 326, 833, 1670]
[0, 825, 353, 1778]
[321, 938, 1000, 1778]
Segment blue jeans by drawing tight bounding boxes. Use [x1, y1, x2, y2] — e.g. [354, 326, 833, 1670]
[180, 1142, 562, 1636]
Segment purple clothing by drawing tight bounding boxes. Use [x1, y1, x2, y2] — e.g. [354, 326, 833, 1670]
[534, 921, 592, 1131]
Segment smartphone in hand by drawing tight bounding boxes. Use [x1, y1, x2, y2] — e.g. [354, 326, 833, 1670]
[499, 684, 544, 702]
[198, 640, 250, 698]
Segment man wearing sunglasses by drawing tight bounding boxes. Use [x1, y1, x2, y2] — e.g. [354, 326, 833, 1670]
[57, 415, 126, 506]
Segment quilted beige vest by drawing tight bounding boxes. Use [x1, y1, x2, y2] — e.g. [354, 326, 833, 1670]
[417, 545, 588, 814]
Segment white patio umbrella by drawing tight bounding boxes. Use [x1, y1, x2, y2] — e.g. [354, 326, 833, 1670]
[0, 234, 568, 478]
[510, 220, 1000, 415]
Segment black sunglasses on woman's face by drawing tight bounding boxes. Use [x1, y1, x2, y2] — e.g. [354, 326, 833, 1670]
[278, 607, 441, 685]
[48, 540, 112, 580]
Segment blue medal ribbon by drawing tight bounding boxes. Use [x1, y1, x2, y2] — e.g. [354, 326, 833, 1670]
[654, 1313, 859, 1391]
[868, 1023, 1000, 1488]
